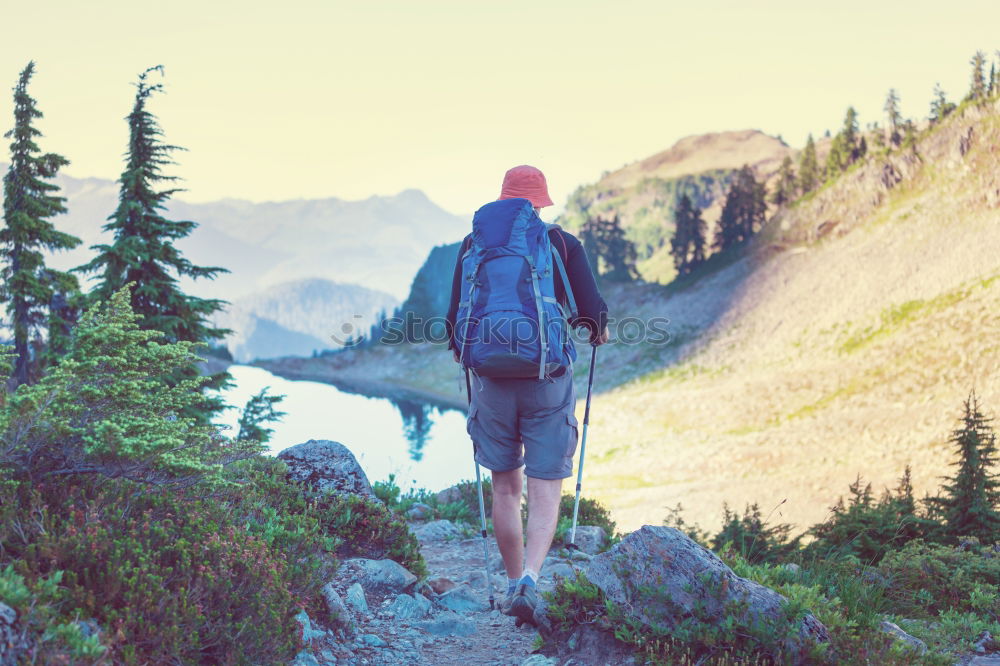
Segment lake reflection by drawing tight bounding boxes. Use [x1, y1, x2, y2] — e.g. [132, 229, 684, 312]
[215, 365, 475, 492]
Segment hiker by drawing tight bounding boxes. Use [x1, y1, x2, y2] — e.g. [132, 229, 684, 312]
[445, 164, 609, 629]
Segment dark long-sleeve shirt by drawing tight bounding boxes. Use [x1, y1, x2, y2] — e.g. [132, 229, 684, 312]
[445, 228, 609, 349]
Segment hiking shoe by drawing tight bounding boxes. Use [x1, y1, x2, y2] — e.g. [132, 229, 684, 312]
[509, 582, 537, 622]
[500, 587, 516, 615]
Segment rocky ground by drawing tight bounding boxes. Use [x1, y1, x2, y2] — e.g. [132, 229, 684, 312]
[289, 517, 597, 666]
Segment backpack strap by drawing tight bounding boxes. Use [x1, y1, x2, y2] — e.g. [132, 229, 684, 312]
[546, 225, 578, 321]
[525, 254, 548, 379]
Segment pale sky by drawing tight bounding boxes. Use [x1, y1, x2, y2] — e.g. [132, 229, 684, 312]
[2, 0, 998, 214]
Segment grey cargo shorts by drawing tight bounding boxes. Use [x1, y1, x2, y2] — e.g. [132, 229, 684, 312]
[466, 369, 579, 480]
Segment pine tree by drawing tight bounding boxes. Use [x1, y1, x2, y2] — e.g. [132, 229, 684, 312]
[714, 165, 766, 252]
[669, 194, 707, 275]
[798, 134, 820, 194]
[969, 51, 988, 102]
[884, 88, 902, 147]
[989, 63, 997, 97]
[1, 62, 82, 387]
[825, 107, 863, 177]
[930, 83, 956, 124]
[770, 156, 797, 206]
[237, 387, 286, 444]
[929, 391, 1000, 543]
[580, 214, 638, 282]
[75, 66, 230, 419]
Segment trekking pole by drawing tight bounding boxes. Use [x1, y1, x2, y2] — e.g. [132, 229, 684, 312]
[568, 344, 598, 550]
[466, 368, 496, 611]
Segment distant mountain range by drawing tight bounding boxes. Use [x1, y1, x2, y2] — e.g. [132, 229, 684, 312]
[215, 278, 397, 362]
[0, 165, 466, 359]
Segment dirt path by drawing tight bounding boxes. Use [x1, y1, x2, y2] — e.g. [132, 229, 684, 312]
[301, 523, 585, 666]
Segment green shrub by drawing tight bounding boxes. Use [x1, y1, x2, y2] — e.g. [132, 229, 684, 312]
[238, 460, 426, 577]
[0, 478, 303, 664]
[0, 565, 105, 663]
[711, 502, 799, 564]
[556, 494, 618, 548]
[878, 538, 1000, 618]
[804, 468, 929, 564]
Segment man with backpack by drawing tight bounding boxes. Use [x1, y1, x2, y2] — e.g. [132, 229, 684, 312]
[445, 165, 608, 630]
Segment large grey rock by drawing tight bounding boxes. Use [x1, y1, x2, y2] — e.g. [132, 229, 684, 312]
[416, 610, 477, 637]
[295, 611, 328, 644]
[345, 582, 369, 614]
[586, 526, 829, 662]
[436, 584, 487, 612]
[388, 593, 432, 619]
[320, 583, 353, 634]
[339, 558, 417, 596]
[564, 525, 607, 555]
[290, 650, 322, 666]
[277, 439, 375, 498]
[406, 502, 434, 520]
[540, 559, 575, 581]
[413, 519, 460, 542]
[879, 621, 926, 655]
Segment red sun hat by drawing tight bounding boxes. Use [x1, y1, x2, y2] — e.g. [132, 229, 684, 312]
[498, 164, 554, 208]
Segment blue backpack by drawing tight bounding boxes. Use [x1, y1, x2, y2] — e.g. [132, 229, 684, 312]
[453, 198, 578, 379]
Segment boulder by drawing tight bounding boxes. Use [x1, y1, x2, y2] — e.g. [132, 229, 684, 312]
[320, 583, 353, 633]
[406, 502, 434, 520]
[564, 525, 607, 555]
[586, 526, 829, 662]
[277, 440, 375, 498]
[294, 611, 328, 644]
[388, 593, 432, 620]
[435, 484, 465, 505]
[339, 558, 417, 596]
[345, 583, 369, 615]
[540, 560, 575, 581]
[427, 575, 457, 595]
[879, 620, 926, 655]
[436, 584, 487, 613]
[413, 519, 460, 542]
[416, 611, 477, 637]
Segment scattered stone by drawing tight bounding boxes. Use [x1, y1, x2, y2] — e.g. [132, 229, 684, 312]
[520, 655, 558, 665]
[295, 611, 327, 644]
[290, 650, 322, 666]
[388, 593, 432, 619]
[879, 621, 926, 655]
[346, 582, 369, 614]
[436, 584, 488, 612]
[360, 633, 388, 648]
[564, 525, 607, 555]
[435, 484, 465, 505]
[783, 563, 801, 575]
[975, 631, 995, 653]
[416, 611, 477, 637]
[340, 558, 417, 595]
[540, 560, 575, 581]
[406, 502, 434, 520]
[465, 569, 487, 588]
[277, 440, 375, 498]
[586, 526, 829, 661]
[427, 575, 457, 595]
[567, 549, 592, 562]
[559, 624, 637, 665]
[969, 658, 1000, 666]
[320, 583, 353, 632]
[320, 650, 336, 663]
[1, 602, 31, 663]
[413, 519, 461, 542]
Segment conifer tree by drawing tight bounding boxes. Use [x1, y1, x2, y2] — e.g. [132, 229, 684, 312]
[580, 214, 638, 282]
[930, 83, 956, 124]
[928, 391, 1000, 543]
[713, 165, 766, 252]
[669, 194, 707, 275]
[884, 88, 902, 147]
[969, 51, 988, 102]
[1, 62, 82, 387]
[770, 155, 797, 206]
[825, 107, 863, 177]
[797, 134, 820, 194]
[75, 66, 230, 419]
[237, 387, 286, 444]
